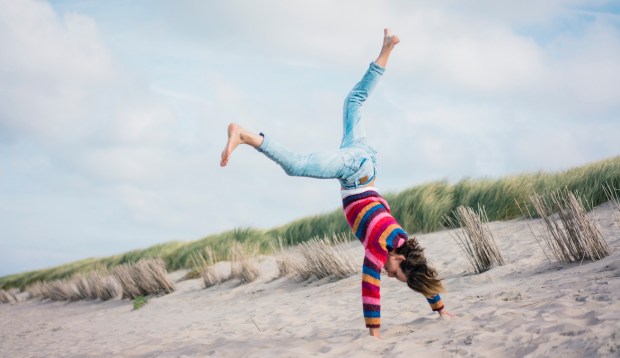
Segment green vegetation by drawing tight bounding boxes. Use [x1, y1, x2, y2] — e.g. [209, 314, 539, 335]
[2, 156, 619, 290]
[132, 295, 148, 310]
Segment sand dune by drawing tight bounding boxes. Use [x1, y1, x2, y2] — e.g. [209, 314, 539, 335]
[1, 202, 619, 357]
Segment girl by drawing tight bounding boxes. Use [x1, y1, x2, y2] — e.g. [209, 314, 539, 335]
[220, 29, 453, 338]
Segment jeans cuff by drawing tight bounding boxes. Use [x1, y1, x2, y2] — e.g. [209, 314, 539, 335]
[257, 132, 267, 152]
[370, 61, 385, 75]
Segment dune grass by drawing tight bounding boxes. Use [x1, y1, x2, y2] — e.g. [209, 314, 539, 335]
[526, 189, 610, 263]
[113, 258, 175, 300]
[273, 238, 298, 278]
[444, 205, 505, 274]
[603, 182, 620, 227]
[25, 258, 174, 302]
[273, 234, 357, 280]
[294, 234, 357, 280]
[0, 289, 17, 304]
[200, 247, 222, 288]
[2, 155, 619, 290]
[229, 242, 260, 283]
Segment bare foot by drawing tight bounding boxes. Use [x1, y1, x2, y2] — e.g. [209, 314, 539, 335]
[220, 123, 243, 167]
[375, 28, 400, 67]
[383, 28, 400, 48]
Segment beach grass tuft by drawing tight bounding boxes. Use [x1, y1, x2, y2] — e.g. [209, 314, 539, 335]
[273, 237, 298, 278]
[0, 289, 17, 304]
[294, 233, 357, 280]
[444, 205, 505, 274]
[201, 247, 222, 288]
[524, 189, 611, 263]
[603, 182, 620, 228]
[230, 242, 260, 283]
[112, 258, 175, 300]
[88, 271, 123, 300]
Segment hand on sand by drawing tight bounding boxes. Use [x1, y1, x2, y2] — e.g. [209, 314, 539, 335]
[369, 327, 380, 338]
[438, 308, 455, 319]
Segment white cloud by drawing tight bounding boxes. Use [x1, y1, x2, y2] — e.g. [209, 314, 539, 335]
[0, 0, 197, 257]
[384, 11, 545, 94]
[0, 0, 116, 143]
[545, 18, 620, 112]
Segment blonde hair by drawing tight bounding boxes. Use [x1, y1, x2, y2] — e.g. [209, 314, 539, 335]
[394, 239, 444, 297]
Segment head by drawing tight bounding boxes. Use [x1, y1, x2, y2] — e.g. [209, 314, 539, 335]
[386, 239, 444, 297]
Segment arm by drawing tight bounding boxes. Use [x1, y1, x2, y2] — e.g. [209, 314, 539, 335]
[362, 249, 382, 335]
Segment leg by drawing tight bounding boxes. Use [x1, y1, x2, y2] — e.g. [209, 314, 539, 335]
[221, 123, 355, 180]
[259, 133, 353, 179]
[221, 28, 399, 187]
[341, 28, 399, 148]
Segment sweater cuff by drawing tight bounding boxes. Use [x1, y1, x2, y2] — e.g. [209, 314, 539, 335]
[426, 294, 444, 312]
[365, 317, 380, 328]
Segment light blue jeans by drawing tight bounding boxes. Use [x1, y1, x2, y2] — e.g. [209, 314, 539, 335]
[258, 62, 384, 189]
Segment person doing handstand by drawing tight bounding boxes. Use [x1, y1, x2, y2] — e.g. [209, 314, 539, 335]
[220, 29, 454, 338]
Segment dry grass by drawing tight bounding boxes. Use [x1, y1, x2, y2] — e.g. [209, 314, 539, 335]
[27, 280, 60, 301]
[230, 242, 260, 283]
[38, 279, 80, 301]
[603, 182, 620, 228]
[444, 205, 505, 274]
[26, 271, 122, 302]
[74, 273, 94, 300]
[180, 249, 210, 281]
[181, 269, 202, 281]
[87, 271, 123, 300]
[0, 289, 17, 304]
[273, 237, 298, 278]
[523, 189, 611, 263]
[26, 281, 44, 299]
[112, 258, 175, 299]
[200, 247, 222, 288]
[295, 233, 357, 280]
[52, 279, 80, 301]
[112, 265, 143, 299]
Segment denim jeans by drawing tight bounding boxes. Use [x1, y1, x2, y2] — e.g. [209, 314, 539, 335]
[258, 62, 384, 189]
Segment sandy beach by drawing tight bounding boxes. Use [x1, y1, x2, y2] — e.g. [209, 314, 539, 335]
[1, 202, 619, 357]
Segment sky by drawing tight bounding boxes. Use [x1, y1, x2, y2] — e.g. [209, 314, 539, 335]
[1, 0, 619, 277]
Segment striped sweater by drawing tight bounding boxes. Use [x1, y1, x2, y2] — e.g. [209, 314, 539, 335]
[342, 187, 444, 328]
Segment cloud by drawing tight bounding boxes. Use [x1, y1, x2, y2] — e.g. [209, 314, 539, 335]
[159, 0, 617, 102]
[544, 17, 620, 112]
[0, 0, 194, 258]
[0, 0, 116, 143]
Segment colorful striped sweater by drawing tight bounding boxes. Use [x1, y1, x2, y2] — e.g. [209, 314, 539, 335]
[342, 187, 444, 328]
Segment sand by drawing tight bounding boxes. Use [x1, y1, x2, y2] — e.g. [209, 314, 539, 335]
[1, 202, 619, 357]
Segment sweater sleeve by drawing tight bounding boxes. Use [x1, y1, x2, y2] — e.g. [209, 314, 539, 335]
[361, 248, 383, 328]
